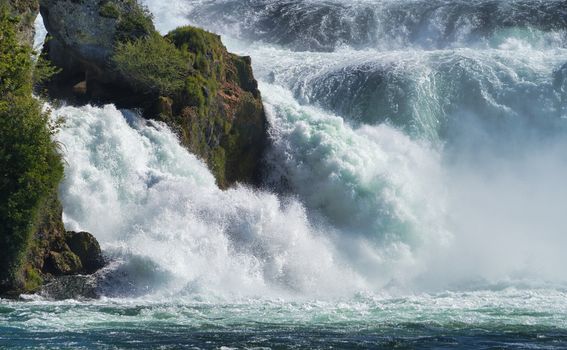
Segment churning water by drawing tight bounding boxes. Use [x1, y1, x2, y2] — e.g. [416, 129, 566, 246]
[2, 0, 567, 348]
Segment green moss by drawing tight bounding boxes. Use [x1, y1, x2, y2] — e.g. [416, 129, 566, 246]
[166, 26, 225, 79]
[0, 9, 64, 292]
[184, 75, 207, 111]
[23, 265, 42, 292]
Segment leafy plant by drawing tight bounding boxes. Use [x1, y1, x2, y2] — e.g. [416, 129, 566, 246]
[115, 0, 154, 42]
[112, 33, 190, 96]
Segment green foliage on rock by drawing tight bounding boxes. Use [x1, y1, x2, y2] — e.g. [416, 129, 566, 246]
[0, 9, 64, 292]
[23, 264, 43, 291]
[166, 26, 225, 78]
[112, 33, 190, 96]
[0, 0, 37, 44]
[114, 0, 154, 42]
[99, 2, 120, 19]
[183, 75, 207, 112]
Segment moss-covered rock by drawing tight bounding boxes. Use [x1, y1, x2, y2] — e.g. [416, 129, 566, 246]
[65, 231, 104, 274]
[0, 6, 105, 296]
[160, 26, 267, 187]
[40, 0, 268, 188]
[45, 251, 83, 275]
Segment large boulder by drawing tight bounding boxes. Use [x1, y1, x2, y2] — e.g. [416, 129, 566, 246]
[65, 231, 105, 274]
[40, 0, 268, 188]
[24, 195, 105, 288]
[39, 0, 154, 81]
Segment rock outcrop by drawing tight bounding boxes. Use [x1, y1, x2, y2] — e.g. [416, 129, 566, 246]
[40, 0, 154, 83]
[0, 1, 105, 297]
[14, 192, 105, 294]
[40, 0, 268, 188]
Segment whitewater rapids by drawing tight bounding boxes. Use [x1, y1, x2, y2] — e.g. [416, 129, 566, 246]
[49, 0, 567, 297]
[2, 1, 567, 347]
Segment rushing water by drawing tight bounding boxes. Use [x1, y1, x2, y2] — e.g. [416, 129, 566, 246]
[2, 0, 567, 348]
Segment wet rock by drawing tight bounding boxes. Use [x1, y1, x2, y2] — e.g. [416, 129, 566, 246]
[41, 275, 99, 300]
[65, 231, 105, 274]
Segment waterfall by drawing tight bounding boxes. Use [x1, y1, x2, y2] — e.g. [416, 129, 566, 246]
[48, 0, 567, 298]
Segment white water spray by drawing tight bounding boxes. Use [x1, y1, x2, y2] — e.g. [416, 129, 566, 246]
[50, 0, 567, 299]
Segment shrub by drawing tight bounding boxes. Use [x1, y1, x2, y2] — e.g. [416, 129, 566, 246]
[99, 2, 120, 19]
[184, 75, 206, 111]
[0, 9, 64, 291]
[115, 0, 155, 42]
[166, 26, 225, 78]
[112, 32, 191, 96]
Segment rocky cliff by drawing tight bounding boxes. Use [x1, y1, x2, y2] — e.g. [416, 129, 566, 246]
[0, 1, 104, 297]
[40, 0, 268, 188]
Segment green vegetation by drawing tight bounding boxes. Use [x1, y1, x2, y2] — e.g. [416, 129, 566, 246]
[23, 263, 42, 291]
[112, 25, 224, 105]
[0, 9, 64, 291]
[167, 26, 225, 79]
[99, 2, 120, 19]
[114, 0, 154, 42]
[112, 33, 190, 96]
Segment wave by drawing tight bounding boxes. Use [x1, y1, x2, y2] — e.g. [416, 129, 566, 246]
[181, 0, 567, 51]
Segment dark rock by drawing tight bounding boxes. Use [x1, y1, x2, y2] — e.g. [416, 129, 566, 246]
[41, 275, 99, 300]
[65, 231, 105, 274]
[157, 96, 173, 118]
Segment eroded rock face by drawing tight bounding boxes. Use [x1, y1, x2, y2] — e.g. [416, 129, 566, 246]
[39, 0, 154, 80]
[45, 251, 83, 275]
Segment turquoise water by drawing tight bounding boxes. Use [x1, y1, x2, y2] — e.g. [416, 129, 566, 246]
[3, 289, 567, 349]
